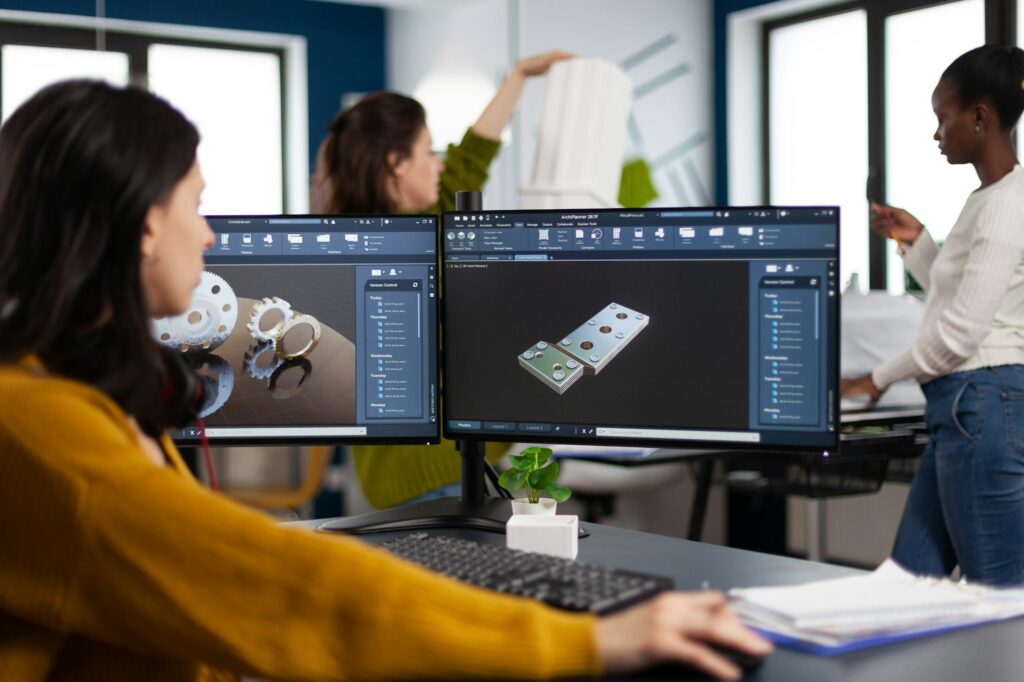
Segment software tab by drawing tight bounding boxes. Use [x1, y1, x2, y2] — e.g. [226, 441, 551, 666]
[476, 229, 527, 252]
[572, 227, 605, 251]
[532, 227, 574, 250]
[606, 225, 673, 251]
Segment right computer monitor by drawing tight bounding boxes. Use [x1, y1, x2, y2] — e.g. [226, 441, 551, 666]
[441, 207, 840, 453]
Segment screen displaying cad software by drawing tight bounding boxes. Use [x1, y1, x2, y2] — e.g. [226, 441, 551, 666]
[441, 207, 840, 452]
[162, 215, 439, 445]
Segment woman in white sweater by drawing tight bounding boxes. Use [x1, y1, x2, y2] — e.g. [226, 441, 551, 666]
[843, 46, 1024, 586]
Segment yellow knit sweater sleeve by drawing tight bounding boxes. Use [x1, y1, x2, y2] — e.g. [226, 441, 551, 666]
[0, 365, 601, 681]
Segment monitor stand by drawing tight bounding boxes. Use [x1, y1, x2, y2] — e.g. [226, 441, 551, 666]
[315, 495, 514, 534]
[315, 441, 589, 536]
[317, 441, 509, 534]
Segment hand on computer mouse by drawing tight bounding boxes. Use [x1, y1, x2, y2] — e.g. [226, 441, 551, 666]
[595, 591, 772, 681]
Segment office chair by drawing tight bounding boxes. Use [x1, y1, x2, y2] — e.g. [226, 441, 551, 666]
[222, 446, 334, 517]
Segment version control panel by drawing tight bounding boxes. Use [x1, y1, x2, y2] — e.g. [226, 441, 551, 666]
[754, 261, 835, 432]
[355, 264, 437, 425]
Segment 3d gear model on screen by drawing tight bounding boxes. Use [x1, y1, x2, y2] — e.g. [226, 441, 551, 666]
[518, 302, 649, 394]
[152, 271, 238, 354]
[150, 276, 328, 415]
[246, 297, 322, 360]
[190, 355, 235, 419]
[243, 340, 314, 400]
[246, 297, 293, 343]
[269, 359, 312, 400]
[243, 341, 284, 381]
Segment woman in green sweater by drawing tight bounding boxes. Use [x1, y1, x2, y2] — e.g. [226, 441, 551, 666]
[0, 79, 769, 681]
[312, 52, 571, 508]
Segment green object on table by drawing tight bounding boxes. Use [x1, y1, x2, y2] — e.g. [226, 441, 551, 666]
[617, 157, 659, 208]
[499, 446, 572, 504]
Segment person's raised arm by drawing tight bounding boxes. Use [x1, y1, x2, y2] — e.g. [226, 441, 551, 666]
[869, 201, 924, 245]
[870, 202, 937, 287]
[470, 50, 573, 141]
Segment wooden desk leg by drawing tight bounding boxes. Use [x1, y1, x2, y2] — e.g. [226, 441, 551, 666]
[688, 461, 714, 541]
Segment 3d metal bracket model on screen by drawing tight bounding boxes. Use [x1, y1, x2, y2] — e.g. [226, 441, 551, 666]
[518, 302, 648, 394]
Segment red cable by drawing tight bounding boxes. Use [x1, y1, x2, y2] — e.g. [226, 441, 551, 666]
[196, 418, 218, 491]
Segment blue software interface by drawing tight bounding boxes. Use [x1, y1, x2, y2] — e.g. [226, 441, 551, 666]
[441, 207, 840, 452]
[167, 215, 438, 445]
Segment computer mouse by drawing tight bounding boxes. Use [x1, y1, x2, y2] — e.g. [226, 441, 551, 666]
[635, 645, 765, 679]
[711, 644, 765, 675]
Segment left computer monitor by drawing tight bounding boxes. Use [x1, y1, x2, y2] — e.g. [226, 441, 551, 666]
[158, 214, 440, 446]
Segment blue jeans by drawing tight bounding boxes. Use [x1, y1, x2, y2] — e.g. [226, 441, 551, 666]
[892, 365, 1024, 586]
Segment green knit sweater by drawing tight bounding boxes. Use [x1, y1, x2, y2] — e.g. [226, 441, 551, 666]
[352, 129, 508, 509]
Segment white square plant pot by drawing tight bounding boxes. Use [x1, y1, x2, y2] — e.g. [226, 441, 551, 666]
[510, 498, 558, 515]
[506, 514, 579, 560]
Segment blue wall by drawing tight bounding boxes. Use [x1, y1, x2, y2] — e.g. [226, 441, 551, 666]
[714, 0, 775, 204]
[0, 0, 386, 173]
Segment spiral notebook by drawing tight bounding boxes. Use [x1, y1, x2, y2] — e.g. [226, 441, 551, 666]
[729, 560, 1024, 654]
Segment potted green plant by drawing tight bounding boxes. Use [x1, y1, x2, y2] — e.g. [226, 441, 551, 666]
[499, 446, 572, 515]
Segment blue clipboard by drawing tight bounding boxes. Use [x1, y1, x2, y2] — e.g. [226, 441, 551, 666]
[755, 614, 1024, 656]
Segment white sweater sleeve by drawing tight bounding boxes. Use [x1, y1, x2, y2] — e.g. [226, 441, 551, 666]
[900, 229, 938, 289]
[873, 199, 1024, 389]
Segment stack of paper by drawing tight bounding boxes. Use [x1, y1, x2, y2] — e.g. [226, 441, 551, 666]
[729, 560, 1024, 654]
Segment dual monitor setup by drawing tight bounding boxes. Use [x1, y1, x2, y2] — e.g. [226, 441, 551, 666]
[163, 206, 841, 532]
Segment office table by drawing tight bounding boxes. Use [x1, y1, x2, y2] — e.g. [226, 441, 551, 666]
[300, 519, 1024, 681]
[557, 407, 926, 559]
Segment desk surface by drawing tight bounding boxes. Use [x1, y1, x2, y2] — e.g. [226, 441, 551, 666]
[839, 403, 925, 427]
[299, 518, 1024, 681]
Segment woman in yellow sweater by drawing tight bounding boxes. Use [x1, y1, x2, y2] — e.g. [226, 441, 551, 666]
[0, 80, 769, 681]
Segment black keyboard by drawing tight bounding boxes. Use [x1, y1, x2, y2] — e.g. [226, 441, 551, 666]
[380, 532, 673, 615]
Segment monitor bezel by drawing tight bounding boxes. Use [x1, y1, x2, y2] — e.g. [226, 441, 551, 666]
[170, 213, 442, 447]
[439, 205, 841, 455]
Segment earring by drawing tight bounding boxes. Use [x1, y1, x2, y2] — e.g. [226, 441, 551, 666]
[974, 125, 981, 133]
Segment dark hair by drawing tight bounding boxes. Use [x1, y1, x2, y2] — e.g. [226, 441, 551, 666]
[313, 91, 426, 214]
[0, 80, 199, 432]
[942, 45, 1024, 130]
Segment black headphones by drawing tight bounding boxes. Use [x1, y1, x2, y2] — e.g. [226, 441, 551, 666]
[157, 345, 205, 429]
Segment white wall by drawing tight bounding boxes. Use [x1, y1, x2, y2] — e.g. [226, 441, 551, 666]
[387, 0, 515, 210]
[387, 0, 714, 211]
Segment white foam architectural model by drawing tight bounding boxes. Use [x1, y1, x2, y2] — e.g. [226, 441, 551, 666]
[521, 58, 632, 210]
